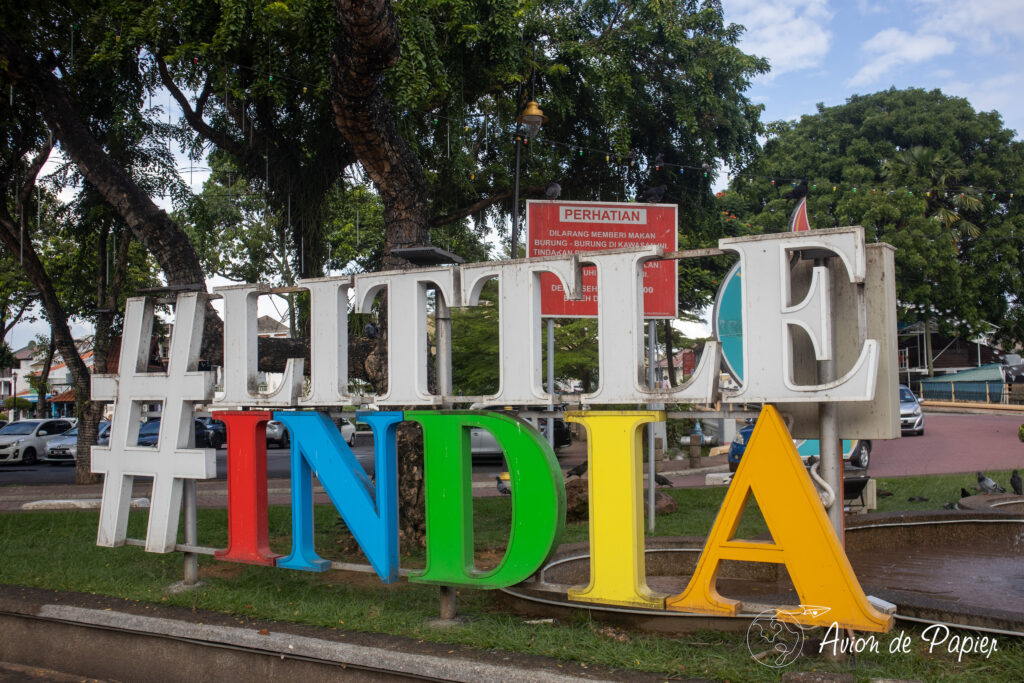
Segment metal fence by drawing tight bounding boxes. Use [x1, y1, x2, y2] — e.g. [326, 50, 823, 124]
[914, 380, 1024, 405]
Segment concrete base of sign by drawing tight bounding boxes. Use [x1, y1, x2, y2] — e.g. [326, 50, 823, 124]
[21, 497, 150, 511]
[425, 616, 474, 630]
[165, 579, 206, 595]
[502, 510, 1024, 636]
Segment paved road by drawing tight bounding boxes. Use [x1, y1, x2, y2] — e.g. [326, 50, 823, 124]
[869, 412, 1023, 477]
[2, 412, 1019, 489]
[0, 435, 546, 488]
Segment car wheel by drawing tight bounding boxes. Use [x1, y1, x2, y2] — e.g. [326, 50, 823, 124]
[280, 431, 290, 449]
[22, 448, 37, 465]
[347, 433, 356, 447]
[852, 442, 870, 469]
[916, 428, 924, 436]
[728, 461, 738, 473]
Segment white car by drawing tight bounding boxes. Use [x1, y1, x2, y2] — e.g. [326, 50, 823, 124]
[266, 418, 356, 448]
[0, 419, 76, 465]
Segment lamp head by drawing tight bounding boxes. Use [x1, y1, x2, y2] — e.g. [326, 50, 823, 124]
[516, 101, 547, 139]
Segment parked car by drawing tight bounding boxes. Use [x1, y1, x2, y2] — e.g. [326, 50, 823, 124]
[899, 384, 924, 436]
[467, 404, 571, 456]
[728, 420, 871, 472]
[265, 420, 290, 448]
[136, 418, 211, 448]
[265, 417, 356, 449]
[0, 418, 75, 465]
[43, 421, 112, 464]
[197, 417, 227, 448]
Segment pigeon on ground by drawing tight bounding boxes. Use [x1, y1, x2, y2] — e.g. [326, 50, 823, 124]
[654, 473, 674, 488]
[545, 181, 562, 199]
[960, 487, 972, 499]
[977, 471, 1006, 494]
[495, 476, 511, 496]
[877, 489, 893, 498]
[783, 179, 808, 200]
[641, 184, 667, 203]
[364, 322, 379, 339]
[907, 496, 929, 502]
[565, 461, 588, 479]
[1011, 470, 1022, 496]
[943, 502, 960, 510]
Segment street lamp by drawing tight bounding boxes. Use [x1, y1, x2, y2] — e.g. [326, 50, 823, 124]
[510, 101, 547, 258]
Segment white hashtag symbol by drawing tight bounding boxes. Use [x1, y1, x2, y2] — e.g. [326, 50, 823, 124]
[91, 293, 215, 552]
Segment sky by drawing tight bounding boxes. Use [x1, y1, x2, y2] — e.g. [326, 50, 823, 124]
[7, 0, 1024, 349]
[722, 0, 1024, 139]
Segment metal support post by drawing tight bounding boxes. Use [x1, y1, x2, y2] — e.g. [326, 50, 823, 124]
[436, 288, 452, 401]
[817, 258, 843, 542]
[183, 479, 199, 585]
[439, 586, 457, 620]
[510, 137, 522, 257]
[647, 320, 657, 531]
[546, 319, 555, 449]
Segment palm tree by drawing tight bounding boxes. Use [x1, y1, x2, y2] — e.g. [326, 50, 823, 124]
[884, 146, 981, 238]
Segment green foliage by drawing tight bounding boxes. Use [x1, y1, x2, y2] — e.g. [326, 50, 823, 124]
[3, 396, 32, 411]
[1018, 423, 1023, 443]
[727, 88, 1024, 349]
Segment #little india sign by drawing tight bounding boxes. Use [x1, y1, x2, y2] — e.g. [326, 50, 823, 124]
[91, 226, 896, 633]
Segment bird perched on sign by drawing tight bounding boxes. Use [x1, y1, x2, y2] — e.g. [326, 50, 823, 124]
[977, 471, 1006, 494]
[545, 181, 562, 199]
[654, 473, 674, 488]
[783, 179, 808, 200]
[565, 461, 588, 479]
[642, 184, 667, 203]
[1011, 470, 1022, 495]
[495, 476, 511, 496]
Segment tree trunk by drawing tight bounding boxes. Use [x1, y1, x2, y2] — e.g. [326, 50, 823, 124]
[331, 0, 430, 269]
[34, 338, 54, 418]
[330, 0, 434, 547]
[923, 319, 934, 378]
[0, 202, 96, 482]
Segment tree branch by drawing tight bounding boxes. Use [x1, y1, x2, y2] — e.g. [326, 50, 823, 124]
[157, 56, 246, 159]
[0, 32, 206, 288]
[429, 184, 546, 228]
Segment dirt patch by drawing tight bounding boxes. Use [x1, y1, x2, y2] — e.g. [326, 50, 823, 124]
[199, 562, 247, 580]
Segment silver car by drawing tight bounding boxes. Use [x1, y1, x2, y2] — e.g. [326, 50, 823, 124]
[899, 385, 924, 436]
[0, 419, 75, 465]
[43, 422, 112, 464]
[266, 418, 356, 448]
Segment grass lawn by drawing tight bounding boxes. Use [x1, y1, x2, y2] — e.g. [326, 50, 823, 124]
[1, 471, 1021, 681]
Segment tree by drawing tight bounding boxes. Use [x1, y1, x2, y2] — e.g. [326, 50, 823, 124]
[3, 0, 769, 543]
[727, 88, 1024, 355]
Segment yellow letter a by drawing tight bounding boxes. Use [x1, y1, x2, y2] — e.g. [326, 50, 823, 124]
[665, 405, 892, 633]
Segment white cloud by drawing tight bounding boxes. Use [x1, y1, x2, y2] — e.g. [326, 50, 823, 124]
[915, 0, 1024, 52]
[856, 0, 888, 15]
[848, 28, 954, 87]
[725, 0, 834, 79]
[941, 72, 1024, 137]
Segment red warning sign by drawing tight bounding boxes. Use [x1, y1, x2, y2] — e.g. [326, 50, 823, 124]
[526, 200, 678, 318]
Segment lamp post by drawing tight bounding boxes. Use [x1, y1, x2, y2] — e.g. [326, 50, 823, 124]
[510, 101, 546, 258]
